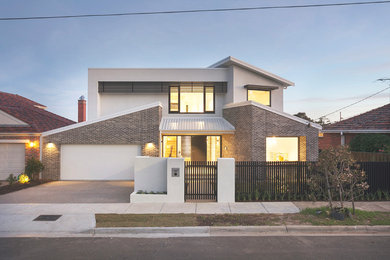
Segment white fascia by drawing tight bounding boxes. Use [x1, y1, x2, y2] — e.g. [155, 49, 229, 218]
[224, 101, 322, 130]
[42, 102, 162, 136]
[323, 129, 390, 134]
[209, 56, 294, 87]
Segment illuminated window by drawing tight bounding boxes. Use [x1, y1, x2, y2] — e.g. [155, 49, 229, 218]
[169, 86, 179, 112]
[248, 90, 271, 106]
[207, 136, 221, 161]
[266, 137, 298, 161]
[169, 84, 215, 113]
[163, 136, 177, 157]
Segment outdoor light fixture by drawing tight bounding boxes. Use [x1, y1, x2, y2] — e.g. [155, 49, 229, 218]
[29, 141, 35, 148]
[47, 143, 54, 148]
[145, 142, 154, 149]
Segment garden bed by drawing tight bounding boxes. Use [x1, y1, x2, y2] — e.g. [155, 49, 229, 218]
[0, 180, 51, 195]
[96, 208, 390, 227]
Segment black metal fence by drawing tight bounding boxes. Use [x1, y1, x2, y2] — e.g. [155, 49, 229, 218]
[185, 161, 217, 201]
[235, 161, 390, 200]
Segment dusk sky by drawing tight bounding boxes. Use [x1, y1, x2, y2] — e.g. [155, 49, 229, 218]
[1, 0, 389, 122]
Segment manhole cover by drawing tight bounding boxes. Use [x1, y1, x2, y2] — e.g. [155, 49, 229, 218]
[33, 215, 62, 221]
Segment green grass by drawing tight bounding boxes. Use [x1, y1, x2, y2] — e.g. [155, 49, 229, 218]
[95, 208, 390, 228]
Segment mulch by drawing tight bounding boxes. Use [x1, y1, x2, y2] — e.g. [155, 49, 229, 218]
[0, 180, 51, 195]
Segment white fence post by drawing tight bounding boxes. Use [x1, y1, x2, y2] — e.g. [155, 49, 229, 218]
[217, 158, 235, 203]
[167, 158, 185, 203]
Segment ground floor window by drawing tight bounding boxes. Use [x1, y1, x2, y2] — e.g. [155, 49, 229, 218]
[162, 135, 221, 161]
[266, 137, 298, 161]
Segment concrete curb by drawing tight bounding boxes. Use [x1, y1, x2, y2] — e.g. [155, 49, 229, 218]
[93, 225, 390, 236]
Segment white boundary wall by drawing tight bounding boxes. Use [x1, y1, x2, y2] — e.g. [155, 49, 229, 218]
[217, 158, 235, 203]
[131, 157, 185, 203]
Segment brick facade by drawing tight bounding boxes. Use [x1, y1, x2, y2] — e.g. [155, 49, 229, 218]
[318, 133, 358, 150]
[42, 106, 162, 180]
[223, 104, 319, 161]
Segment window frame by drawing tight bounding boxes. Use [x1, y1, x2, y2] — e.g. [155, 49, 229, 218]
[247, 88, 271, 107]
[169, 85, 215, 114]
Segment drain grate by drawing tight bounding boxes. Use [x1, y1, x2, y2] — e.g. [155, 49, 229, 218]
[33, 215, 62, 221]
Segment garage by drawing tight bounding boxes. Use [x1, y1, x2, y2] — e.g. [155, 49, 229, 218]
[60, 144, 141, 180]
[0, 143, 25, 180]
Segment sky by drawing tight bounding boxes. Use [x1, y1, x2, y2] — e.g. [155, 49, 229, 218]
[0, 0, 389, 122]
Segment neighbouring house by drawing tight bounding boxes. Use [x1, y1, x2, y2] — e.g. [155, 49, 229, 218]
[41, 56, 321, 181]
[319, 103, 390, 150]
[0, 91, 75, 180]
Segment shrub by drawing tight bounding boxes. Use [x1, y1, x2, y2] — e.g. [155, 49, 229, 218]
[18, 174, 30, 184]
[6, 174, 17, 185]
[25, 157, 44, 180]
[349, 134, 390, 153]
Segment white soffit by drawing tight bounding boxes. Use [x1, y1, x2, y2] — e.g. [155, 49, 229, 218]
[160, 117, 235, 134]
[209, 56, 295, 87]
[224, 101, 322, 130]
[42, 102, 162, 136]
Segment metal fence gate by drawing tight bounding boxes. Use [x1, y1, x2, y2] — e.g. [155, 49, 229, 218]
[184, 161, 217, 201]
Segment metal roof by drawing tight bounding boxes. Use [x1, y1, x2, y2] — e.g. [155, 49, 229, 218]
[160, 117, 235, 134]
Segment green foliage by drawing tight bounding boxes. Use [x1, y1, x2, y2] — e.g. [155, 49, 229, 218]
[24, 157, 44, 179]
[349, 134, 390, 153]
[6, 174, 18, 185]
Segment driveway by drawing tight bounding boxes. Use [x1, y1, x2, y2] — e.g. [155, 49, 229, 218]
[0, 181, 134, 203]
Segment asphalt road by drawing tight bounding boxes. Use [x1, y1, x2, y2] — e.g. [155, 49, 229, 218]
[1, 236, 389, 259]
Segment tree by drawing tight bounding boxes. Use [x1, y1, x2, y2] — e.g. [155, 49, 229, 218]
[310, 146, 368, 215]
[349, 134, 390, 153]
[294, 112, 314, 122]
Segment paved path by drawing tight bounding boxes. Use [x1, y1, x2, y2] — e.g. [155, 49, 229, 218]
[0, 202, 298, 235]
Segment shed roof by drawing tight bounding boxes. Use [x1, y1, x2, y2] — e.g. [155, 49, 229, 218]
[160, 117, 235, 134]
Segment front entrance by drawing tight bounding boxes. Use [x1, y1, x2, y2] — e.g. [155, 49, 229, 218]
[184, 161, 217, 201]
[162, 135, 221, 161]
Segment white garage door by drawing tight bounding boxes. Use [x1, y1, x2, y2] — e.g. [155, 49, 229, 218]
[0, 144, 25, 180]
[60, 144, 141, 180]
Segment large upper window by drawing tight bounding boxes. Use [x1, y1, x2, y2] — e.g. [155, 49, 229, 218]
[169, 84, 215, 113]
[248, 89, 271, 106]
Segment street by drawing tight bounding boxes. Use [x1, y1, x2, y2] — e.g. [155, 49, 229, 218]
[1, 236, 389, 259]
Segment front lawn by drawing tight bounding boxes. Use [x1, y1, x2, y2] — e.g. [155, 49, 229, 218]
[95, 207, 390, 227]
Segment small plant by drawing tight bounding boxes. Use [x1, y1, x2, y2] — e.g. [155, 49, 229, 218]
[6, 174, 17, 185]
[265, 192, 271, 201]
[18, 174, 30, 184]
[384, 191, 390, 201]
[25, 157, 44, 180]
[376, 190, 383, 201]
[254, 190, 260, 201]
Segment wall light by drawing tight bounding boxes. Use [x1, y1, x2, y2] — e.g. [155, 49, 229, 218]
[29, 141, 35, 148]
[47, 143, 54, 148]
[145, 142, 155, 149]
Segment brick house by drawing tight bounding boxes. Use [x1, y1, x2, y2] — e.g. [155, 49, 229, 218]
[41, 56, 321, 180]
[319, 103, 390, 150]
[0, 91, 75, 180]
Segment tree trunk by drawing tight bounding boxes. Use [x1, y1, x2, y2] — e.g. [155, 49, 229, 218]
[324, 171, 333, 209]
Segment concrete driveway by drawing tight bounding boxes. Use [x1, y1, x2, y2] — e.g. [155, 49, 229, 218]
[0, 181, 134, 203]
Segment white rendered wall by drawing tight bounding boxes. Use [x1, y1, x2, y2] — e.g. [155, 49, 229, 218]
[88, 68, 229, 120]
[166, 158, 185, 203]
[217, 158, 235, 203]
[232, 65, 284, 111]
[99, 93, 225, 117]
[134, 156, 167, 193]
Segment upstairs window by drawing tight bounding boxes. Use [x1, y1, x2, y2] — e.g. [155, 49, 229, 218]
[247, 89, 271, 106]
[169, 84, 215, 113]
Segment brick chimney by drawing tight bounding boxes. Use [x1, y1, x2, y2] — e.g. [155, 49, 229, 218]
[78, 96, 86, 123]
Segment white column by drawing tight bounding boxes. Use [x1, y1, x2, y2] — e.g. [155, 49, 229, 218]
[217, 158, 235, 203]
[167, 158, 185, 203]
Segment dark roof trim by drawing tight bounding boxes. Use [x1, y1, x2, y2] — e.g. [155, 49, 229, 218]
[244, 84, 279, 91]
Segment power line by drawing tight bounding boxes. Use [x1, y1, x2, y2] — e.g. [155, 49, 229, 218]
[1, 1, 390, 21]
[318, 85, 390, 119]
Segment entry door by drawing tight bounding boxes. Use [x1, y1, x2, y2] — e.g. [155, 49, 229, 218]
[191, 136, 207, 161]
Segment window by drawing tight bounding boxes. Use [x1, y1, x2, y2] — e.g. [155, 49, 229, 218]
[248, 89, 271, 106]
[266, 137, 298, 161]
[169, 84, 215, 113]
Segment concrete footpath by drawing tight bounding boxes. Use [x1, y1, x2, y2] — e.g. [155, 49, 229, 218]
[0, 202, 389, 237]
